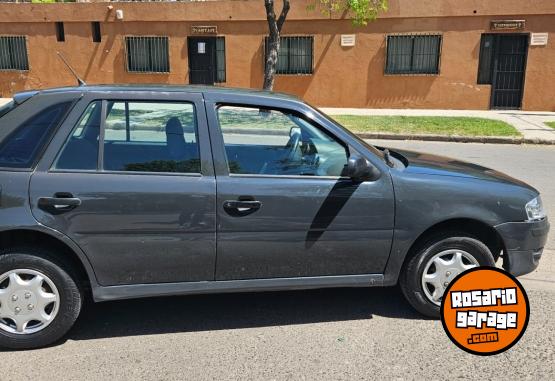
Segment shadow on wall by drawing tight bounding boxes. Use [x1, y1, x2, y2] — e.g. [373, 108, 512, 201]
[83, 11, 116, 83]
[365, 39, 435, 108]
[250, 40, 264, 88]
[272, 31, 337, 97]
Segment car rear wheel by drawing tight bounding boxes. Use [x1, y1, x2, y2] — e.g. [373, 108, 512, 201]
[0, 250, 82, 350]
[400, 233, 496, 318]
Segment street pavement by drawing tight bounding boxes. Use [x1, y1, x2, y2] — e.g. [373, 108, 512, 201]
[1, 141, 554, 380]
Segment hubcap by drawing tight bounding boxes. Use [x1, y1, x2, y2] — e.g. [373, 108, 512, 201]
[421, 250, 479, 306]
[0, 269, 60, 335]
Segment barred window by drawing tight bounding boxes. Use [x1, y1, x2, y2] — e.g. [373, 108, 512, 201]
[215, 36, 226, 83]
[385, 34, 442, 75]
[265, 36, 313, 75]
[126, 36, 170, 73]
[0, 36, 29, 71]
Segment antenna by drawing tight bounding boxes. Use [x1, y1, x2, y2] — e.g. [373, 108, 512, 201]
[56, 52, 86, 87]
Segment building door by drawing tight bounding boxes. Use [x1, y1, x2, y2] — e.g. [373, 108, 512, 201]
[490, 34, 529, 109]
[188, 37, 216, 85]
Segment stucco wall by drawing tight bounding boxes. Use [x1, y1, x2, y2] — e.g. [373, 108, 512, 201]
[0, 1, 554, 110]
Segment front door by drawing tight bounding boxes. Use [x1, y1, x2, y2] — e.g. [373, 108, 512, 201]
[188, 37, 216, 85]
[491, 34, 529, 109]
[209, 104, 395, 281]
[29, 92, 217, 286]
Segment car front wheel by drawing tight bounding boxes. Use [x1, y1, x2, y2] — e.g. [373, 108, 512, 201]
[400, 233, 496, 318]
[0, 250, 82, 350]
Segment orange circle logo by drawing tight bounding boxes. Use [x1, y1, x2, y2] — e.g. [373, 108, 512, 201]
[440, 267, 529, 356]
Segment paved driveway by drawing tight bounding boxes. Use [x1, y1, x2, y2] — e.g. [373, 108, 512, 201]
[1, 141, 554, 380]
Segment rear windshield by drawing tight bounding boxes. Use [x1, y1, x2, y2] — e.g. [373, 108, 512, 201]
[0, 101, 73, 168]
[0, 101, 15, 119]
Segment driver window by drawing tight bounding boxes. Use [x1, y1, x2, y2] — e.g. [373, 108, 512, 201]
[217, 105, 348, 176]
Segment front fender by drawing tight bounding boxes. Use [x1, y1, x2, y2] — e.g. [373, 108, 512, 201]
[383, 171, 536, 285]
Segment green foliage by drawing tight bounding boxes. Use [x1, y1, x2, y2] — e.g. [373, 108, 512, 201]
[332, 116, 521, 137]
[312, 0, 389, 26]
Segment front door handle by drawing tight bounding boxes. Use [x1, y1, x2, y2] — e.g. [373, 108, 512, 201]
[223, 200, 261, 217]
[38, 193, 81, 214]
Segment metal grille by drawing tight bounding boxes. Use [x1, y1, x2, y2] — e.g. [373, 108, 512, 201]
[0, 36, 29, 71]
[491, 35, 528, 110]
[215, 36, 226, 83]
[385, 34, 441, 75]
[126, 36, 170, 73]
[265, 36, 313, 75]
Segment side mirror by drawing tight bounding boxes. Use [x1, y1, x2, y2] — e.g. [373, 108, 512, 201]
[345, 153, 381, 182]
[289, 126, 301, 138]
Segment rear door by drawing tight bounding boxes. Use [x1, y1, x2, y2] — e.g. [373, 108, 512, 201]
[29, 91, 216, 286]
[205, 96, 395, 281]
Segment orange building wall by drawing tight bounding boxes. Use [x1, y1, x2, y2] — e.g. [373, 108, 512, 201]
[0, 1, 554, 110]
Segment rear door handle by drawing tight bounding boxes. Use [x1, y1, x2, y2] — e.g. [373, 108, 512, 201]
[38, 193, 81, 213]
[223, 200, 261, 217]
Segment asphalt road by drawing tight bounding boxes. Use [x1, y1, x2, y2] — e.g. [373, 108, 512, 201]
[1, 141, 554, 380]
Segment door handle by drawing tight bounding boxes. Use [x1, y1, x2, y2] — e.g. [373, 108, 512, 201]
[38, 194, 81, 213]
[223, 200, 261, 217]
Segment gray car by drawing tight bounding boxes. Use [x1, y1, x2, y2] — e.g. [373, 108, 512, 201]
[0, 86, 549, 349]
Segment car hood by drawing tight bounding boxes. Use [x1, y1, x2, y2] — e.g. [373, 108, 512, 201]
[390, 148, 536, 191]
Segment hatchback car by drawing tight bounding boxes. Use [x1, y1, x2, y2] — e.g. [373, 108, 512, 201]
[0, 86, 549, 349]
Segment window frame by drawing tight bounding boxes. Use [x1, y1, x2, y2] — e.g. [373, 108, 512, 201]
[91, 22, 102, 43]
[477, 34, 496, 85]
[384, 33, 443, 76]
[264, 36, 314, 76]
[0, 36, 30, 72]
[215, 103, 351, 180]
[55, 22, 65, 42]
[49, 98, 204, 177]
[125, 36, 170, 74]
[215, 36, 226, 83]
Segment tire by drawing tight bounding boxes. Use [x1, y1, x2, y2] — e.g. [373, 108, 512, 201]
[0, 248, 82, 350]
[400, 233, 495, 318]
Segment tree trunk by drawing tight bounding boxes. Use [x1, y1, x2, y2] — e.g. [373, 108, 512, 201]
[263, 0, 290, 91]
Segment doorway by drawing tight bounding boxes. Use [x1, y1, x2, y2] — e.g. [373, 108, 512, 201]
[489, 34, 529, 109]
[188, 37, 216, 85]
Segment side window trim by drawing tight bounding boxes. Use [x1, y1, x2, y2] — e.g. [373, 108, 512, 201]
[98, 99, 107, 171]
[215, 103, 350, 179]
[50, 98, 203, 177]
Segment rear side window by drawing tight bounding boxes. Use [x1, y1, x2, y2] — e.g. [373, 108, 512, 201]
[103, 101, 200, 173]
[0, 101, 72, 168]
[54, 100, 201, 174]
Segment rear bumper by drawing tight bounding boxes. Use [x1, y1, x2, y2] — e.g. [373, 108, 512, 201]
[495, 218, 550, 277]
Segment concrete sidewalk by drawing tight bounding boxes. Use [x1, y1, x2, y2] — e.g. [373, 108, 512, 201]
[321, 107, 555, 142]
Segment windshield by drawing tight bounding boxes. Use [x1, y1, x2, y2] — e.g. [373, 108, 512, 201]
[0, 101, 15, 119]
[307, 103, 386, 160]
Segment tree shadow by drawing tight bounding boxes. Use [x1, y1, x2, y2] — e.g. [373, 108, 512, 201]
[305, 179, 361, 249]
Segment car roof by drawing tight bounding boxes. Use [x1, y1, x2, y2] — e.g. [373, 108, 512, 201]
[33, 84, 301, 102]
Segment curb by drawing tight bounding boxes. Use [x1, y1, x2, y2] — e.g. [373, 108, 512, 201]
[355, 132, 555, 145]
[223, 127, 555, 145]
